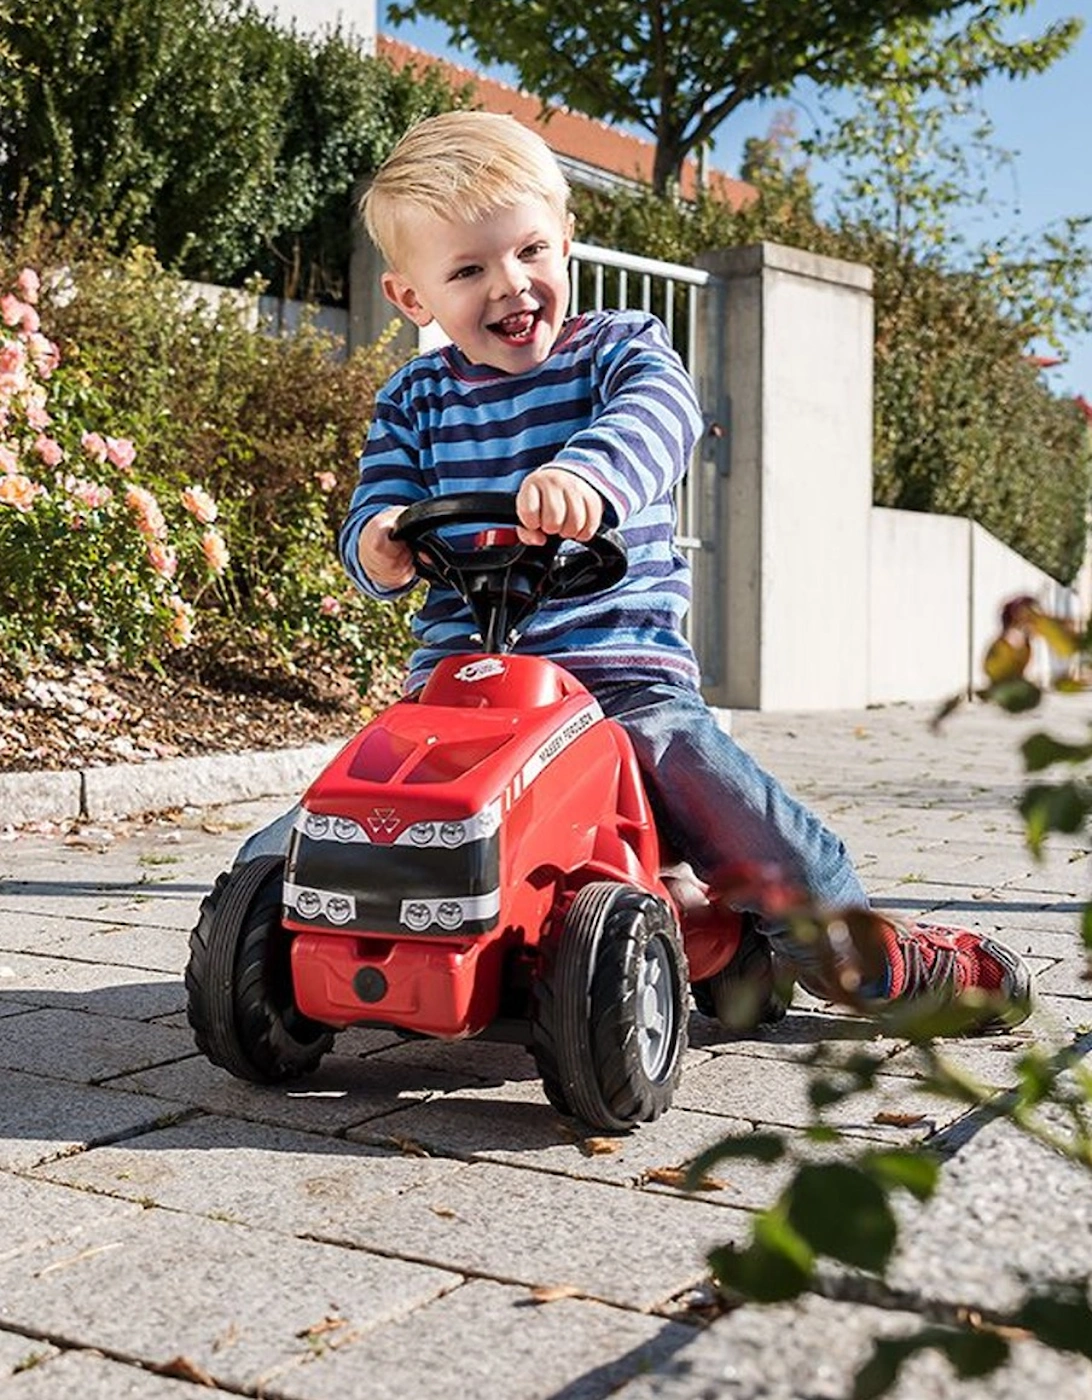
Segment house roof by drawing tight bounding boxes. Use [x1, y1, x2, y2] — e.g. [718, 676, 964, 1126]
[377, 36, 755, 211]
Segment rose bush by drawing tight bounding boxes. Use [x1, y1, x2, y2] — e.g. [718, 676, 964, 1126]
[0, 265, 229, 663]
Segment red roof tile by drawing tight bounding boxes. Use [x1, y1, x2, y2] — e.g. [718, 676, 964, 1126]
[378, 36, 755, 210]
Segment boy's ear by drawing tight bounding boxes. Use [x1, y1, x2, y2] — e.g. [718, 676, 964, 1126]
[381, 271, 434, 327]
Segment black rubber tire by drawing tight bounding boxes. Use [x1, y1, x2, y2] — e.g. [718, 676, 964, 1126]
[185, 855, 334, 1083]
[532, 882, 688, 1131]
[691, 914, 791, 1030]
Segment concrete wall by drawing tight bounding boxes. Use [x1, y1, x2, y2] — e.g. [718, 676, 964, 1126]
[697, 243, 875, 710]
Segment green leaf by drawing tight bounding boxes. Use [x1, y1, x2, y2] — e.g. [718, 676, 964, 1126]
[986, 678, 1043, 714]
[1021, 731, 1092, 774]
[1018, 1288, 1092, 1358]
[708, 1210, 813, 1304]
[858, 1148, 940, 1202]
[786, 1163, 897, 1273]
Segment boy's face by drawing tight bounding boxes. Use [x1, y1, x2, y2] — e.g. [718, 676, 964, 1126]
[381, 198, 573, 375]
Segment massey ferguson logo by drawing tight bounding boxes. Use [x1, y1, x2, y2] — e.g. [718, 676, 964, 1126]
[454, 657, 505, 683]
[367, 808, 401, 835]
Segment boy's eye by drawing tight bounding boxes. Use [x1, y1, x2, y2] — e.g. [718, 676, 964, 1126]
[448, 265, 480, 281]
[520, 242, 549, 260]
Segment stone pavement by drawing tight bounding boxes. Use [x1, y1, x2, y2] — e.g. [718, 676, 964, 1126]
[0, 696, 1090, 1399]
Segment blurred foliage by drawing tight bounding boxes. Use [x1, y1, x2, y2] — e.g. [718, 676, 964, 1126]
[0, 223, 416, 699]
[0, 0, 459, 300]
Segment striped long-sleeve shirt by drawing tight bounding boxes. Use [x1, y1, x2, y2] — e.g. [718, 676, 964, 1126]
[339, 309, 704, 695]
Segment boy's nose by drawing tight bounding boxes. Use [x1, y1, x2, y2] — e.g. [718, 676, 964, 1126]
[492, 259, 531, 298]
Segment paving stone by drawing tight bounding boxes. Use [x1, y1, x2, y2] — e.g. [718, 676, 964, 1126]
[111, 1046, 494, 1133]
[0, 769, 81, 827]
[3, 1350, 234, 1398]
[251, 1278, 698, 1400]
[611, 1291, 1092, 1400]
[325, 1159, 746, 1310]
[673, 1052, 971, 1141]
[0, 1172, 141, 1257]
[33, 1115, 468, 1235]
[0, 952, 183, 1019]
[0, 1007, 195, 1081]
[0, 1207, 458, 1392]
[0, 1330, 58, 1380]
[0, 1069, 187, 1170]
[0, 908, 188, 973]
[1036, 959, 1092, 999]
[888, 1117, 1092, 1313]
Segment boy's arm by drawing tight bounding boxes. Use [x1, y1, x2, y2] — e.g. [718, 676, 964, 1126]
[339, 392, 426, 598]
[540, 314, 703, 528]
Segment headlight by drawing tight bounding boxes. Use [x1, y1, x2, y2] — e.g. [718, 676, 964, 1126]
[436, 901, 464, 930]
[296, 889, 322, 918]
[333, 817, 360, 842]
[325, 896, 353, 925]
[440, 821, 466, 847]
[410, 822, 435, 845]
[304, 813, 330, 840]
[404, 901, 431, 931]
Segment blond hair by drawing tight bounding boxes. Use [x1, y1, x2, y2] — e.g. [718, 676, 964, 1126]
[361, 111, 571, 270]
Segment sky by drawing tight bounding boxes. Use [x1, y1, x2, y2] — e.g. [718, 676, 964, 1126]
[379, 0, 1092, 401]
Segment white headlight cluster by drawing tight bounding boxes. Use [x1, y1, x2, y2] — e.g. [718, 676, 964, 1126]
[303, 813, 362, 843]
[289, 885, 356, 926]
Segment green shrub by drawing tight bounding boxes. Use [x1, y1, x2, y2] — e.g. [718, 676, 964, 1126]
[0, 225, 416, 700]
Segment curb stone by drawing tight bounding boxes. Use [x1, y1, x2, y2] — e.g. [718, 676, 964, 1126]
[1, 740, 348, 829]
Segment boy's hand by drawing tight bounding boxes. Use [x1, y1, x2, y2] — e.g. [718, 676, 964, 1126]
[359, 506, 415, 589]
[516, 466, 603, 545]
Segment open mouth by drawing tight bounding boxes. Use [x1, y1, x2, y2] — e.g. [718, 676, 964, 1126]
[489, 309, 540, 344]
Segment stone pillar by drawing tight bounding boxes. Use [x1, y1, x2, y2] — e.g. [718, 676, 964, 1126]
[695, 242, 874, 710]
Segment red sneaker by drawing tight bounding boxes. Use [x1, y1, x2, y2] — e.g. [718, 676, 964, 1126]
[871, 918, 1033, 1032]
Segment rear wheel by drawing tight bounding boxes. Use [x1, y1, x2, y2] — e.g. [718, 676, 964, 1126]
[691, 915, 791, 1030]
[532, 882, 688, 1131]
[185, 855, 334, 1082]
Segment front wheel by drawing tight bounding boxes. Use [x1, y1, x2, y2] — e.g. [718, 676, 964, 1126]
[185, 855, 334, 1083]
[531, 882, 688, 1131]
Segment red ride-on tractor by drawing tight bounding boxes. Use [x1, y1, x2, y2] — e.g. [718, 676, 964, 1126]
[185, 493, 787, 1132]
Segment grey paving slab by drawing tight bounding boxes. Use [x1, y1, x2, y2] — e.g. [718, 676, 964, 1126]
[0, 768, 81, 827]
[111, 1045, 502, 1133]
[3, 1350, 236, 1398]
[611, 1291, 1092, 1400]
[0, 1172, 141, 1258]
[1036, 958, 1092, 999]
[0, 1330, 58, 1380]
[888, 1116, 1092, 1314]
[0, 1006, 195, 1081]
[0, 1069, 186, 1170]
[0, 907, 188, 973]
[673, 1051, 972, 1141]
[33, 1114, 469, 1235]
[0, 952, 183, 1019]
[251, 1278, 698, 1400]
[0, 1207, 458, 1392]
[320, 1158, 746, 1310]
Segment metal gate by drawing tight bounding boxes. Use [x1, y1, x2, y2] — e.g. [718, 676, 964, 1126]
[568, 240, 725, 687]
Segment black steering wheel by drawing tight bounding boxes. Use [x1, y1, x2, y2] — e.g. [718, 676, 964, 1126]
[391, 491, 627, 653]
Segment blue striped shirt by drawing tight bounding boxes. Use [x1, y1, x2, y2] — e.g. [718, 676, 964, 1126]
[340, 309, 704, 694]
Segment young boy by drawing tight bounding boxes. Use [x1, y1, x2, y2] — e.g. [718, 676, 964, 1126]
[262, 110, 1032, 1029]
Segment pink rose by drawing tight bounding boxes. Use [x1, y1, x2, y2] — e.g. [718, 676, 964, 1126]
[16, 268, 40, 305]
[147, 541, 179, 579]
[0, 294, 25, 328]
[0, 444, 18, 474]
[180, 484, 218, 524]
[319, 595, 342, 617]
[201, 528, 229, 573]
[0, 473, 43, 511]
[105, 436, 136, 471]
[82, 432, 108, 463]
[315, 471, 338, 493]
[34, 435, 64, 467]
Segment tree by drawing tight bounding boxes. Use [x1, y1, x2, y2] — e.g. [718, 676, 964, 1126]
[0, 0, 458, 295]
[387, 0, 1075, 195]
